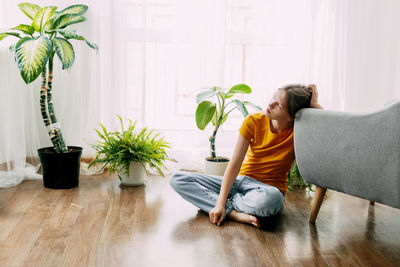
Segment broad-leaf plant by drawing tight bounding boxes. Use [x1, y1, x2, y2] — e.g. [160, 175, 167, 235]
[195, 84, 262, 162]
[0, 2, 98, 153]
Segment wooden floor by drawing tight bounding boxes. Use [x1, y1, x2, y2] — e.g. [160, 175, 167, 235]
[0, 173, 399, 267]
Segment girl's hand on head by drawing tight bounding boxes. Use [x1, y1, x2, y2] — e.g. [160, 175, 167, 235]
[307, 84, 323, 109]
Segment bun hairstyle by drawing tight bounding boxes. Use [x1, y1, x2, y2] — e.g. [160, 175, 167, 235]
[281, 84, 312, 119]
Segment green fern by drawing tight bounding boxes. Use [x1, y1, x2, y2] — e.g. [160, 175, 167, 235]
[88, 115, 170, 178]
[287, 160, 314, 192]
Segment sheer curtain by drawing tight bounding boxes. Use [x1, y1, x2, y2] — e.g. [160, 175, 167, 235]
[0, 0, 123, 187]
[1, 0, 400, 187]
[303, 0, 400, 112]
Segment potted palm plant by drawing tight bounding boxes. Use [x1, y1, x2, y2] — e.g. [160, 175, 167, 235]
[195, 84, 262, 176]
[88, 116, 170, 186]
[0, 3, 98, 189]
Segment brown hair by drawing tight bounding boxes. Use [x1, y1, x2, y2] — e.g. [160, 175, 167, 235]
[281, 84, 312, 119]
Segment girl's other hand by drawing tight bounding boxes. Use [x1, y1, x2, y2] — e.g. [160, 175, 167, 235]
[209, 204, 226, 226]
[307, 84, 323, 109]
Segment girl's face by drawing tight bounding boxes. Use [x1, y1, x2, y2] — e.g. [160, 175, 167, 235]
[266, 89, 292, 122]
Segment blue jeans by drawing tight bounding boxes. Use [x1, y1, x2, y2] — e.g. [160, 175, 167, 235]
[170, 171, 285, 217]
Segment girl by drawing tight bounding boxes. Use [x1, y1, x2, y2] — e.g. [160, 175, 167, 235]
[170, 84, 323, 228]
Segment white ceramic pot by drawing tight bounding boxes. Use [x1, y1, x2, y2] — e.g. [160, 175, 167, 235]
[119, 161, 147, 186]
[204, 157, 230, 176]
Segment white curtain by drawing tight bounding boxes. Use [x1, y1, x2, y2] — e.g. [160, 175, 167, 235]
[0, 0, 122, 187]
[304, 0, 400, 112]
[1, 0, 400, 187]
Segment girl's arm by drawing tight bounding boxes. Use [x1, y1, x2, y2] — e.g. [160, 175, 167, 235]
[209, 134, 250, 226]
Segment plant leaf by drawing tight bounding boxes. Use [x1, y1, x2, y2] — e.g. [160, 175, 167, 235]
[212, 86, 222, 92]
[58, 5, 88, 16]
[242, 101, 263, 111]
[43, 19, 55, 31]
[211, 111, 228, 126]
[0, 32, 21, 41]
[224, 92, 235, 99]
[18, 2, 41, 20]
[211, 111, 217, 126]
[227, 84, 251, 94]
[233, 100, 249, 117]
[51, 5, 88, 24]
[49, 29, 98, 51]
[196, 90, 219, 104]
[9, 44, 16, 52]
[83, 39, 98, 51]
[11, 24, 35, 35]
[195, 101, 216, 130]
[15, 36, 52, 84]
[53, 37, 75, 69]
[53, 14, 86, 29]
[32, 6, 57, 33]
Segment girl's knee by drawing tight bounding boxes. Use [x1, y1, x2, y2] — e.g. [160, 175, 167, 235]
[169, 171, 191, 190]
[252, 189, 285, 217]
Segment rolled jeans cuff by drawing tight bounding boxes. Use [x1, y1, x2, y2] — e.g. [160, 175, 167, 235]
[225, 199, 234, 216]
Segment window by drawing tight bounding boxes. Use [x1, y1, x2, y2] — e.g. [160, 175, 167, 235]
[123, 0, 308, 132]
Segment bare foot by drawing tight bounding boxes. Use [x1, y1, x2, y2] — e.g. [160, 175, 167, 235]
[227, 210, 260, 228]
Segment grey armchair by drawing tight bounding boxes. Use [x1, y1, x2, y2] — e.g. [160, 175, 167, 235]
[294, 101, 400, 223]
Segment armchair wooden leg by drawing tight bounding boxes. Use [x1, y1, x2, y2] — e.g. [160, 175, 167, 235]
[309, 186, 327, 224]
[369, 201, 375, 205]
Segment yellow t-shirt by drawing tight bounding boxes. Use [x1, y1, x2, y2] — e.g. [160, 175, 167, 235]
[238, 113, 295, 194]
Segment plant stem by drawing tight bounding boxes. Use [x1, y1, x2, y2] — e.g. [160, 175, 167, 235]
[40, 70, 50, 126]
[209, 92, 226, 161]
[210, 111, 224, 161]
[40, 68, 61, 152]
[209, 126, 218, 160]
[47, 53, 68, 152]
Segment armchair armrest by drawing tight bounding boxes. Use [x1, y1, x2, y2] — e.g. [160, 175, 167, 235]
[294, 101, 400, 209]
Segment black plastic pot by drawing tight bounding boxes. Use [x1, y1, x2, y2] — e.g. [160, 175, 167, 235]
[38, 146, 82, 189]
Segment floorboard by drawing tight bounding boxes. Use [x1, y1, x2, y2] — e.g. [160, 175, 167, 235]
[0, 173, 399, 267]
